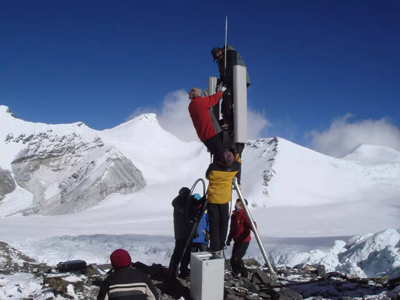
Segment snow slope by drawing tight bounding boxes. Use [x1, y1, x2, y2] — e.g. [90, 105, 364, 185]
[343, 144, 400, 165]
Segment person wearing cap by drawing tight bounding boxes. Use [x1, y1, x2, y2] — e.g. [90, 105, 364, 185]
[169, 188, 201, 279]
[188, 87, 225, 161]
[226, 199, 256, 278]
[206, 150, 241, 257]
[210, 45, 250, 128]
[97, 249, 159, 300]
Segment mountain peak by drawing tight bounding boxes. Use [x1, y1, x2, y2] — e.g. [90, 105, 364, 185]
[0, 105, 17, 118]
[128, 113, 159, 126]
[343, 144, 400, 165]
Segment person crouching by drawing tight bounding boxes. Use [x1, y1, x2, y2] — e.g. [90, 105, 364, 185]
[97, 249, 159, 300]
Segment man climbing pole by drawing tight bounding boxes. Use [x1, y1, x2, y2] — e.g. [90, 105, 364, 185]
[211, 45, 250, 129]
[211, 45, 250, 183]
[188, 87, 226, 161]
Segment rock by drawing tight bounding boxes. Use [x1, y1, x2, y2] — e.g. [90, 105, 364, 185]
[96, 263, 112, 271]
[388, 277, 400, 290]
[22, 262, 52, 273]
[226, 294, 246, 300]
[303, 264, 317, 272]
[0, 241, 36, 272]
[43, 273, 85, 295]
[225, 280, 236, 287]
[244, 258, 261, 267]
[80, 285, 100, 299]
[43, 275, 70, 292]
[246, 294, 261, 300]
[317, 264, 326, 277]
[274, 287, 303, 300]
[252, 269, 273, 285]
[259, 292, 272, 299]
[243, 280, 260, 293]
[235, 279, 244, 288]
[85, 265, 100, 277]
[0, 168, 16, 201]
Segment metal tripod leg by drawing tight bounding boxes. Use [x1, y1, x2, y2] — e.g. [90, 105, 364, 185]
[181, 200, 208, 264]
[232, 177, 278, 282]
[178, 178, 208, 272]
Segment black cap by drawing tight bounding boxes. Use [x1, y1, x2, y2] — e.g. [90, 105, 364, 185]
[211, 47, 222, 61]
[236, 198, 248, 206]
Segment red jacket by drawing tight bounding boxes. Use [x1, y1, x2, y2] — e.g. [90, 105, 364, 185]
[228, 209, 256, 243]
[188, 91, 223, 142]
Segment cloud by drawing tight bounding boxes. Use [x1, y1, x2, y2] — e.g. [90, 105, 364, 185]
[127, 106, 157, 121]
[128, 89, 272, 142]
[158, 90, 199, 142]
[247, 108, 272, 140]
[308, 114, 400, 158]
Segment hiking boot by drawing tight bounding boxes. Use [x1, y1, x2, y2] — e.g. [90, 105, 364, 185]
[241, 269, 249, 278]
[178, 271, 190, 279]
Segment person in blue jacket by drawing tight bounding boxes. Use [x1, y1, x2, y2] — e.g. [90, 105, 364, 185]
[192, 194, 210, 252]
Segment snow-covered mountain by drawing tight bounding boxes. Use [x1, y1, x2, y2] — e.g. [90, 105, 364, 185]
[1, 104, 400, 216]
[0, 105, 146, 216]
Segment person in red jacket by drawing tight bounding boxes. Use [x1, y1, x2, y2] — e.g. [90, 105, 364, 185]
[188, 87, 225, 160]
[226, 198, 255, 278]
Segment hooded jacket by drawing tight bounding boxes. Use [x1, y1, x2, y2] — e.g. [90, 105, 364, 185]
[227, 208, 255, 243]
[172, 188, 199, 240]
[218, 45, 251, 87]
[206, 153, 241, 204]
[97, 267, 159, 300]
[188, 91, 223, 142]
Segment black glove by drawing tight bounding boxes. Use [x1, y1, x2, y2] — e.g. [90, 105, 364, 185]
[226, 239, 232, 246]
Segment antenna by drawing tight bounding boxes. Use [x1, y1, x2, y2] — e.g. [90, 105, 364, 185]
[224, 16, 228, 78]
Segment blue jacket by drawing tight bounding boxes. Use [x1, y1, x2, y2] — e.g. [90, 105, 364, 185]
[193, 212, 209, 244]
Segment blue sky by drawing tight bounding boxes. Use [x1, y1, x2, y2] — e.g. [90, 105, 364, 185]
[1, 0, 400, 155]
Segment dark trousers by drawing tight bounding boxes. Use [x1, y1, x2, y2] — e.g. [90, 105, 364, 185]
[231, 241, 249, 277]
[203, 133, 225, 161]
[191, 243, 208, 252]
[208, 203, 230, 251]
[222, 87, 234, 125]
[235, 143, 245, 185]
[169, 239, 191, 276]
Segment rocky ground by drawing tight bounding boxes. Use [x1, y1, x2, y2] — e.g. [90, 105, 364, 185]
[1, 241, 400, 300]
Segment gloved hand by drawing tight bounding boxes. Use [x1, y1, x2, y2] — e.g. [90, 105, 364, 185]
[226, 239, 232, 246]
[217, 82, 226, 92]
[205, 231, 210, 242]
